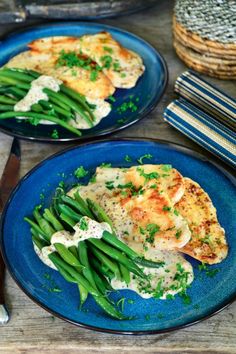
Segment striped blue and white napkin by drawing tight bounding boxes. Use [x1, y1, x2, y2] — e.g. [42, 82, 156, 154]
[164, 99, 236, 168]
[174, 71, 236, 132]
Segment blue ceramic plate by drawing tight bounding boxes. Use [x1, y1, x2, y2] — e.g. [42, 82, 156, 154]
[1, 139, 236, 334]
[0, 23, 167, 142]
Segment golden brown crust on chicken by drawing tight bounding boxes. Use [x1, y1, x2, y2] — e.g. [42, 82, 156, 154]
[5, 50, 115, 99]
[175, 178, 228, 264]
[28, 32, 145, 89]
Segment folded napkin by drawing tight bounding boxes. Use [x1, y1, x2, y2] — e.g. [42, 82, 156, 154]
[164, 99, 236, 169]
[175, 71, 236, 132]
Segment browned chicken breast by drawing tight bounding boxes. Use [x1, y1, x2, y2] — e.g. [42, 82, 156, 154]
[5, 50, 115, 100]
[28, 32, 145, 89]
[175, 178, 228, 264]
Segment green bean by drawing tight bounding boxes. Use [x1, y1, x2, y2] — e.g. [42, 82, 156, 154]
[68, 245, 79, 258]
[43, 88, 93, 127]
[43, 208, 64, 231]
[89, 244, 121, 279]
[0, 111, 82, 136]
[24, 216, 50, 242]
[33, 207, 55, 238]
[78, 241, 98, 290]
[59, 212, 75, 228]
[58, 203, 83, 223]
[39, 100, 72, 119]
[0, 76, 25, 86]
[54, 243, 83, 268]
[46, 93, 71, 111]
[90, 257, 114, 280]
[78, 284, 88, 308]
[93, 295, 127, 320]
[91, 269, 106, 294]
[0, 104, 14, 111]
[0, 95, 17, 105]
[0, 69, 35, 83]
[32, 234, 48, 250]
[61, 195, 91, 218]
[86, 199, 113, 230]
[30, 227, 50, 247]
[74, 192, 94, 219]
[6, 87, 27, 99]
[60, 85, 95, 122]
[119, 263, 131, 285]
[88, 239, 145, 279]
[50, 259, 79, 283]
[15, 83, 31, 90]
[101, 231, 137, 257]
[135, 257, 165, 269]
[48, 252, 100, 296]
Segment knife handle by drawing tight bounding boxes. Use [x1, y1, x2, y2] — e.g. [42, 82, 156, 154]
[0, 250, 5, 305]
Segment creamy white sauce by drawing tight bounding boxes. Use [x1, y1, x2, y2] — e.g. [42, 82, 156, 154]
[14, 75, 62, 112]
[70, 98, 111, 129]
[111, 251, 193, 299]
[34, 216, 112, 270]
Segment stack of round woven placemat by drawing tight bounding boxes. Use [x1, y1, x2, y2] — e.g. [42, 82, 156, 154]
[173, 0, 236, 79]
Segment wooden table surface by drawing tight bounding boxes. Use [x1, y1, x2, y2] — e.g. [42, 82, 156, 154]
[0, 1, 235, 353]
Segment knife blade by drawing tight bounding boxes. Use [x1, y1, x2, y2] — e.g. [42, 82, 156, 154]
[0, 138, 21, 325]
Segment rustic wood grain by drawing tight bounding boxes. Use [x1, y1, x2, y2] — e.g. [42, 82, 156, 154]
[0, 1, 235, 353]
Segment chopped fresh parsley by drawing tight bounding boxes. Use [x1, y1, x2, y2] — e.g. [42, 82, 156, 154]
[108, 95, 116, 102]
[103, 46, 113, 53]
[105, 181, 115, 190]
[100, 162, 112, 168]
[139, 223, 160, 244]
[163, 206, 171, 211]
[100, 55, 113, 69]
[74, 166, 88, 179]
[137, 153, 153, 165]
[51, 129, 59, 139]
[113, 61, 121, 71]
[116, 297, 125, 312]
[89, 174, 96, 183]
[153, 278, 164, 299]
[161, 164, 172, 172]
[173, 209, 179, 216]
[127, 299, 135, 304]
[124, 155, 132, 162]
[150, 184, 157, 189]
[146, 223, 160, 244]
[79, 218, 88, 231]
[137, 167, 159, 182]
[175, 230, 182, 239]
[120, 73, 126, 78]
[117, 100, 138, 114]
[205, 269, 219, 278]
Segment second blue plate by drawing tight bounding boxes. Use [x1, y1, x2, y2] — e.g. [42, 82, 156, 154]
[0, 23, 167, 142]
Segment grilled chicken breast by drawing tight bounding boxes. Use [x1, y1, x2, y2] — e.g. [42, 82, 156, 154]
[28, 32, 145, 89]
[71, 165, 191, 251]
[5, 50, 115, 100]
[175, 178, 228, 264]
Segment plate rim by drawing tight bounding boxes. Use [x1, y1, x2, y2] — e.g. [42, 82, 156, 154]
[1, 137, 236, 335]
[0, 22, 168, 143]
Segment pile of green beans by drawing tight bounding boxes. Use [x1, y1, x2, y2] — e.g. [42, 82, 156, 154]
[0, 68, 96, 136]
[24, 188, 163, 319]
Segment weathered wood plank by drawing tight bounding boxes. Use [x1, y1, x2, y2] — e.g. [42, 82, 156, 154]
[0, 0, 235, 352]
